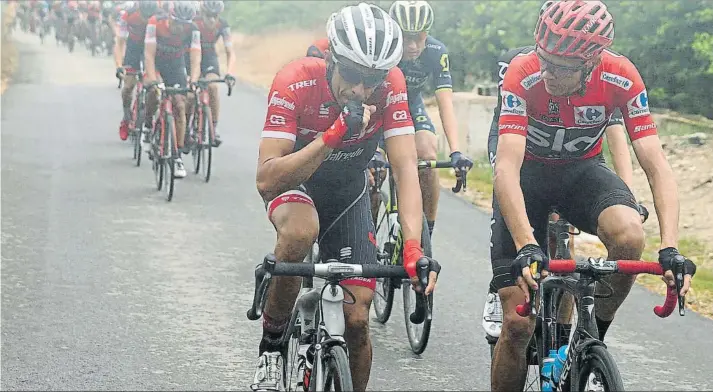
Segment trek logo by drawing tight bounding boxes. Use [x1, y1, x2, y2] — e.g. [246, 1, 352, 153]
[627, 89, 650, 118]
[573, 106, 606, 126]
[268, 91, 296, 111]
[500, 91, 526, 116]
[600, 72, 632, 91]
[287, 79, 317, 91]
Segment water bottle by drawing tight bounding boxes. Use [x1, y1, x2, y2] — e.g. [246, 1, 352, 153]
[553, 344, 569, 383]
[388, 217, 400, 244]
[541, 349, 557, 392]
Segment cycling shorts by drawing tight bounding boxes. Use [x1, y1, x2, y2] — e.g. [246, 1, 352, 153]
[156, 60, 188, 89]
[186, 54, 221, 77]
[489, 156, 639, 292]
[264, 172, 378, 290]
[122, 40, 143, 73]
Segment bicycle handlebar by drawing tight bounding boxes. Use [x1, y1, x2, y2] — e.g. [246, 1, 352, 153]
[515, 258, 679, 318]
[193, 77, 233, 97]
[247, 254, 421, 321]
[376, 160, 467, 193]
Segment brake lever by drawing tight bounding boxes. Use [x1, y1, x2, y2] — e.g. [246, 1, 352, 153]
[674, 258, 686, 316]
[409, 258, 431, 324]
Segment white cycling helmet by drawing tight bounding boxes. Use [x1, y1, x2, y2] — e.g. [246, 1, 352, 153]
[388, 1, 434, 32]
[326, 3, 403, 71]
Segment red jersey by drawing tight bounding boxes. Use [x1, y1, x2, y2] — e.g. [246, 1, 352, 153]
[118, 10, 149, 43]
[498, 50, 657, 163]
[145, 15, 201, 61]
[262, 57, 414, 183]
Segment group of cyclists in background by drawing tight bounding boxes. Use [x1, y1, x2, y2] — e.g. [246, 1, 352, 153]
[11, 0, 699, 391]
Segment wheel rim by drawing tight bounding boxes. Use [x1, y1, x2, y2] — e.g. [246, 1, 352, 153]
[373, 192, 392, 313]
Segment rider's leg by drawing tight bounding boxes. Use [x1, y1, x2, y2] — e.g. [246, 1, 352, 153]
[121, 74, 136, 121]
[203, 66, 222, 144]
[490, 163, 550, 392]
[557, 160, 644, 341]
[411, 96, 440, 237]
[317, 182, 379, 391]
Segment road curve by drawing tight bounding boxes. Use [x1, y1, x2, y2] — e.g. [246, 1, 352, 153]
[2, 31, 712, 391]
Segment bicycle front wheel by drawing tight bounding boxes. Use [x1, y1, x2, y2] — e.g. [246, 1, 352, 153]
[403, 214, 433, 354]
[373, 189, 395, 324]
[310, 345, 353, 392]
[576, 345, 624, 391]
[200, 104, 213, 182]
[163, 113, 176, 202]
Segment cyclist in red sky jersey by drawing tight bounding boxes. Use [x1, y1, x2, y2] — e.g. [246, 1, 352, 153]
[489, 2, 696, 391]
[251, 4, 440, 391]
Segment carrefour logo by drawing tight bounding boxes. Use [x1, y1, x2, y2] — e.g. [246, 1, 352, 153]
[501, 91, 526, 116]
[627, 90, 650, 118]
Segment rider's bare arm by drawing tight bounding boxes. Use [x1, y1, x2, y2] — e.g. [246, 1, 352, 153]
[114, 36, 126, 68]
[605, 124, 634, 188]
[632, 136, 679, 248]
[221, 26, 236, 76]
[188, 29, 201, 83]
[385, 134, 423, 243]
[434, 88, 460, 153]
[494, 134, 537, 250]
[256, 138, 333, 202]
[143, 17, 158, 81]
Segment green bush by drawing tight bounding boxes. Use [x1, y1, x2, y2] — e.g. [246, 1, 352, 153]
[227, 1, 713, 119]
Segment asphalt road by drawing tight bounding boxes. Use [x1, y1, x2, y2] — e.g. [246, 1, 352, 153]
[2, 31, 712, 391]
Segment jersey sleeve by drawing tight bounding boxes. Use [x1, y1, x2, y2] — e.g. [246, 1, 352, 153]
[497, 57, 529, 137]
[614, 58, 657, 140]
[430, 43, 453, 92]
[261, 69, 300, 142]
[607, 108, 624, 126]
[219, 18, 232, 48]
[117, 11, 128, 38]
[381, 68, 415, 139]
[144, 16, 157, 44]
[189, 24, 201, 51]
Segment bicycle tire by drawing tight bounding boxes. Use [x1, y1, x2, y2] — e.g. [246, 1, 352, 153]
[191, 106, 201, 174]
[164, 113, 176, 202]
[153, 119, 163, 191]
[575, 345, 625, 392]
[373, 189, 395, 324]
[201, 104, 213, 182]
[309, 345, 353, 392]
[403, 214, 433, 355]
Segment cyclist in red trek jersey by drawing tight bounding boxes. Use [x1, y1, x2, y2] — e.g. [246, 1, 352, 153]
[251, 4, 440, 391]
[187, 0, 236, 147]
[143, 1, 201, 179]
[490, 2, 696, 391]
[115, 1, 160, 141]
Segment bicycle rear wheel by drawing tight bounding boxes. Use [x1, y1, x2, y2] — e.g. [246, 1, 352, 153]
[310, 345, 353, 392]
[403, 214, 433, 354]
[373, 188, 395, 324]
[576, 345, 624, 392]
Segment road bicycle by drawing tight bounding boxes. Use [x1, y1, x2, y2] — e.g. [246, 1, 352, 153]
[370, 158, 466, 354]
[247, 252, 439, 391]
[145, 82, 191, 202]
[186, 77, 232, 182]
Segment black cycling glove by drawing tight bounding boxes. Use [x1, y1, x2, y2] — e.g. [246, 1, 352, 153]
[511, 243, 549, 280]
[658, 247, 697, 276]
[343, 99, 366, 140]
[449, 151, 473, 173]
